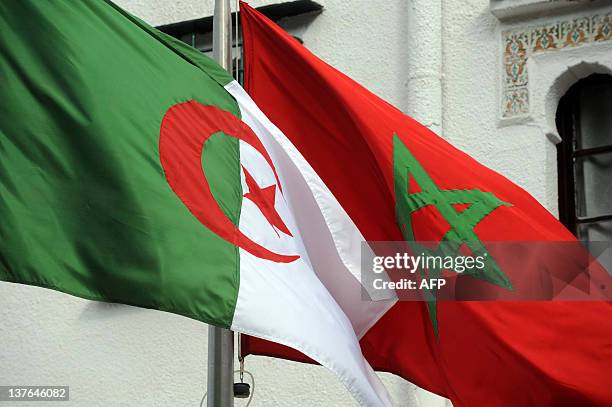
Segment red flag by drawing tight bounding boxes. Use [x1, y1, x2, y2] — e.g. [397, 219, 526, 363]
[239, 3, 612, 406]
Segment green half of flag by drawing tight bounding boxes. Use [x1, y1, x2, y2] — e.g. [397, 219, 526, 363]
[0, 0, 242, 327]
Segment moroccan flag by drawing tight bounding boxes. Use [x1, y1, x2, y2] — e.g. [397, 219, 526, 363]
[240, 3, 612, 406]
[0, 1, 395, 405]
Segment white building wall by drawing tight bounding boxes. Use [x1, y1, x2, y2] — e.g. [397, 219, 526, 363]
[2, 1, 612, 406]
[440, 0, 612, 215]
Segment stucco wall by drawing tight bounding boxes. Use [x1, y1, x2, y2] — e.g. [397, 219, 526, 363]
[2, 1, 612, 406]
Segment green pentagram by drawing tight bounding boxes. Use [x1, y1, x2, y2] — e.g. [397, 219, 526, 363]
[393, 134, 513, 335]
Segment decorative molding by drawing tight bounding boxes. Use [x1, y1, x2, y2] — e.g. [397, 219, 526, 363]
[491, 0, 599, 22]
[502, 11, 612, 118]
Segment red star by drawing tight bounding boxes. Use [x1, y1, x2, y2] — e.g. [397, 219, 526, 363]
[242, 166, 293, 237]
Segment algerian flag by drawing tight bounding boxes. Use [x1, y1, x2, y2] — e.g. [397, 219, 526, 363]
[0, 1, 393, 405]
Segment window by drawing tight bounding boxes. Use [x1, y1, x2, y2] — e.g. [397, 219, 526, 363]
[157, 1, 322, 83]
[556, 74, 612, 244]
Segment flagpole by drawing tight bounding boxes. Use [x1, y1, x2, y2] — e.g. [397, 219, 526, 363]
[213, 0, 233, 70]
[208, 1, 234, 406]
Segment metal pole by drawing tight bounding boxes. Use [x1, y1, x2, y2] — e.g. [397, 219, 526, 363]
[213, 0, 232, 71]
[207, 325, 234, 407]
[208, 1, 234, 406]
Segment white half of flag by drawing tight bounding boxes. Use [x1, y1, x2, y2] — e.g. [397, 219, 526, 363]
[225, 80, 397, 407]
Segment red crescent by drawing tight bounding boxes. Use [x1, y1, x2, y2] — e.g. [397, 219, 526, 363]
[159, 101, 299, 263]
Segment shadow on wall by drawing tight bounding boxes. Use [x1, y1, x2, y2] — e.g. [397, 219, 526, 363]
[79, 301, 145, 321]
